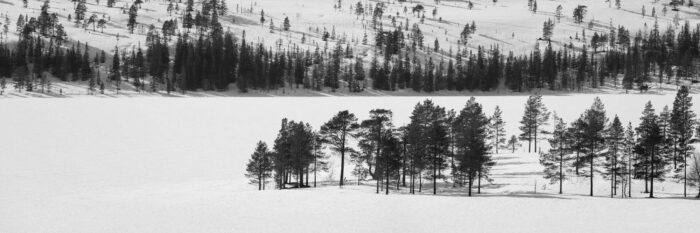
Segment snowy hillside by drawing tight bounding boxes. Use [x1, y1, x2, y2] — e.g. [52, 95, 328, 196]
[2, 0, 700, 97]
[3, 0, 697, 54]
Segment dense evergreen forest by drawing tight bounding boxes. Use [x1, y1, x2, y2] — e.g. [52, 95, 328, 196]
[245, 87, 700, 198]
[2, 0, 700, 95]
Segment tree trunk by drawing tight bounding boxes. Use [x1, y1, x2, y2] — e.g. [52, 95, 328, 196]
[559, 145, 563, 194]
[684, 152, 687, 198]
[433, 152, 437, 195]
[590, 142, 595, 196]
[385, 167, 390, 195]
[314, 152, 318, 188]
[340, 132, 346, 187]
[534, 128, 538, 153]
[402, 142, 407, 187]
[628, 150, 632, 198]
[650, 147, 655, 198]
[477, 169, 482, 194]
[419, 172, 422, 192]
[468, 172, 473, 196]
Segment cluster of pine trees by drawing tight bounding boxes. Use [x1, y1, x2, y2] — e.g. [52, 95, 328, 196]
[246, 98, 513, 196]
[247, 88, 700, 198]
[540, 86, 699, 198]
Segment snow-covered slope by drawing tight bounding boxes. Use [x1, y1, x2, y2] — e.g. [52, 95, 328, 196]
[4, 0, 697, 54]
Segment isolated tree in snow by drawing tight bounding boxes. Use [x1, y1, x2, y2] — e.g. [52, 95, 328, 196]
[127, 4, 138, 34]
[75, 0, 87, 22]
[245, 141, 273, 190]
[555, 5, 563, 22]
[320, 110, 360, 187]
[283, 17, 291, 31]
[573, 5, 587, 24]
[260, 10, 265, 26]
[97, 19, 107, 33]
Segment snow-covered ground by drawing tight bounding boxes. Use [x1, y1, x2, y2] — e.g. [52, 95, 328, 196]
[1, 95, 698, 232]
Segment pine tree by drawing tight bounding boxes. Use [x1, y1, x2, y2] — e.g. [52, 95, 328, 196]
[519, 94, 550, 153]
[283, 17, 291, 31]
[578, 97, 608, 196]
[75, 0, 87, 22]
[604, 115, 625, 197]
[359, 109, 393, 193]
[454, 97, 493, 196]
[260, 10, 266, 26]
[573, 5, 587, 24]
[490, 106, 506, 153]
[623, 122, 636, 197]
[320, 110, 360, 187]
[127, 4, 138, 34]
[245, 141, 273, 190]
[111, 46, 121, 93]
[671, 86, 696, 197]
[541, 114, 571, 194]
[636, 101, 664, 198]
[377, 129, 402, 195]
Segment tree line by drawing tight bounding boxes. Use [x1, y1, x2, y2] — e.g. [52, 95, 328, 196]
[246, 88, 700, 198]
[540, 86, 699, 198]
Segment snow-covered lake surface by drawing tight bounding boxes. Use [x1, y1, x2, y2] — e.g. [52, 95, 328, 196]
[1, 95, 699, 233]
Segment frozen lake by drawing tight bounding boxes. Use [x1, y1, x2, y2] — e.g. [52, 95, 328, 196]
[1, 94, 698, 232]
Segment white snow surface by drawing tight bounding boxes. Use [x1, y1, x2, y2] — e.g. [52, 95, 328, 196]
[1, 95, 699, 232]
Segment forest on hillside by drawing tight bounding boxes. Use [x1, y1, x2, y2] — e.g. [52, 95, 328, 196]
[1, 0, 700, 95]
